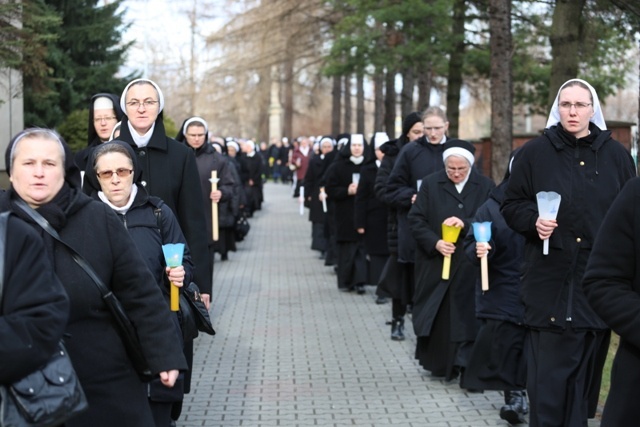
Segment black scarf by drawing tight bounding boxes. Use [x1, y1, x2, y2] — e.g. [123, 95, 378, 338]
[9, 184, 73, 266]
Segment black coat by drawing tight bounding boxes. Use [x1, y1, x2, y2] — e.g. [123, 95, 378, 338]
[238, 153, 264, 211]
[386, 136, 445, 262]
[463, 181, 525, 324]
[0, 214, 70, 384]
[98, 187, 195, 291]
[114, 118, 212, 294]
[0, 188, 188, 427]
[408, 169, 495, 340]
[325, 154, 365, 243]
[502, 123, 636, 330]
[304, 152, 328, 224]
[374, 139, 405, 253]
[355, 161, 389, 256]
[190, 143, 237, 232]
[583, 177, 640, 425]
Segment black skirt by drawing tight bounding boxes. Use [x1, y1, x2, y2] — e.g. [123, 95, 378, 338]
[460, 319, 527, 391]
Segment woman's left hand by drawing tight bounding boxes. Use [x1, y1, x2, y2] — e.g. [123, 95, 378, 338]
[166, 265, 185, 287]
[159, 369, 180, 387]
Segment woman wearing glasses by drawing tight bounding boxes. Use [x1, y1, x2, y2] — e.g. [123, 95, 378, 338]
[1, 129, 187, 427]
[74, 93, 123, 171]
[408, 139, 494, 383]
[502, 79, 636, 427]
[112, 78, 210, 423]
[85, 140, 193, 427]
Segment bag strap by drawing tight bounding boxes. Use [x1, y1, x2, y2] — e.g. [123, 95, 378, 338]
[153, 205, 163, 236]
[14, 199, 113, 300]
[0, 212, 10, 310]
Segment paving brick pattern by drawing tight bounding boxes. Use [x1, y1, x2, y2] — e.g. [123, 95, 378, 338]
[181, 182, 525, 427]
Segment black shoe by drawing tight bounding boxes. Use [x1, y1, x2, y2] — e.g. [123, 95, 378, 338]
[339, 286, 353, 293]
[391, 317, 405, 341]
[500, 390, 528, 424]
[221, 253, 228, 261]
[375, 296, 388, 304]
[355, 284, 366, 295]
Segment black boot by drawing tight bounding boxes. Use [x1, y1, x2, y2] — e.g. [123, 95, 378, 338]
[500, 390, 528, 425]
[391, 317, 405, 341]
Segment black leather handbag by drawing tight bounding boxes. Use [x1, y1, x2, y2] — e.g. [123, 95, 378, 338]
[15, 200, 153, 382]
[179, 282, 216, 342]
[0, 212, 88, 427]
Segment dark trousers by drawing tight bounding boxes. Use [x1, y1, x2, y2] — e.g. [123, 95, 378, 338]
[526, 327, 598, 427]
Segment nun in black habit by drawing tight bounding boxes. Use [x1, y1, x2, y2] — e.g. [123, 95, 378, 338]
[408, 139, 495, 381]
[74, 93, 124, 171]
[324, 134, 372, 294]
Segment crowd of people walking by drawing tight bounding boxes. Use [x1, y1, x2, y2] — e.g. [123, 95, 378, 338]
[291, 78, 638, 427]
[1, 77, 639, 427]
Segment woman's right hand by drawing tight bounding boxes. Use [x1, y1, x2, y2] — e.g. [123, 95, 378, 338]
[476, 242, 491, 258]
[159, 369, 180, 387]
[536, 217, 557, 240]
[435, 239, 456, 257]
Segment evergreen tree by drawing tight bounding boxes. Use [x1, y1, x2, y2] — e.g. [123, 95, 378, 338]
[24, 0, 136, 127]
[0, 0, 61, 96]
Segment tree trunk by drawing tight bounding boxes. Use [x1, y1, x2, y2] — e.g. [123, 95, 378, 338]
[343, 74, 352, 133]
[400, 67, 415, 119]
[283, 56, 294, 139]
[384, 67, 396, 137]
[446, 0, 465, 138]
[548, 0, 586, 106]
[373, 66, 384, 132]
[356, 70, 365, 134]
[331, 74, 341, 136]
[257, 67, 270, 143]
[489, 0, 513, 182]
[417, 64, 432, 113]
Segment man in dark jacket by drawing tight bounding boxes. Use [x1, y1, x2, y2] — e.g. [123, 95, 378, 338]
[385, 108, 447, 339]
[502, 79, 636, 427]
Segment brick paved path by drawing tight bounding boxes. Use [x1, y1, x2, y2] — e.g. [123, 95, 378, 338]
[181, 182, 520, 426]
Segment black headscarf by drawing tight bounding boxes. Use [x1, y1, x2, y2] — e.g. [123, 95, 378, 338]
[87, 93, 124, 146]
[82, 140, 142, 196]
[398, 112, 422, 146]
[5, 128, 81, 189]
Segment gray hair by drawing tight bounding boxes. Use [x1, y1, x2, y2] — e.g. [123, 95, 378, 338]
[10, 128, 66, 172]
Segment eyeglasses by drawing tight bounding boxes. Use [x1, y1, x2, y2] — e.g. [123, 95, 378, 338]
[446, 166, 469, 174]
[558, 102, 592, 111]
[125, 100, 159, 109]
[94, 116, 117, 124]
[424, 126, 445, 132]
[96, 168, 133, 180]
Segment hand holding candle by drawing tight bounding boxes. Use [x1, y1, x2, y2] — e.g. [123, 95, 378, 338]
[472, 222, 492, 291]
[536, 191, 561, 255]
[319, 187, 327, 213]
[162, 243, 185, 311]
[441, 223, 463, 280]
[209, 172, 220, 241]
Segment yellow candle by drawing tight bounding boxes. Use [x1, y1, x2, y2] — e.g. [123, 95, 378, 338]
[170, 282, 179, 311]
[441, 224, 462, 280]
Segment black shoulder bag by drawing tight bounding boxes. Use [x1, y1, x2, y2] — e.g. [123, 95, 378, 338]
[154, 206, 215, 342]
[14, 200, 153, 381]
[0, 212, 88, 427]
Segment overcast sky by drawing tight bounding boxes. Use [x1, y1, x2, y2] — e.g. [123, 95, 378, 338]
[118, 0, 230, 77]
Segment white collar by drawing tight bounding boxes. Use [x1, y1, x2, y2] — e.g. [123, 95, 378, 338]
[98, 184, 138, 215]
[128, 122, 156, 148]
